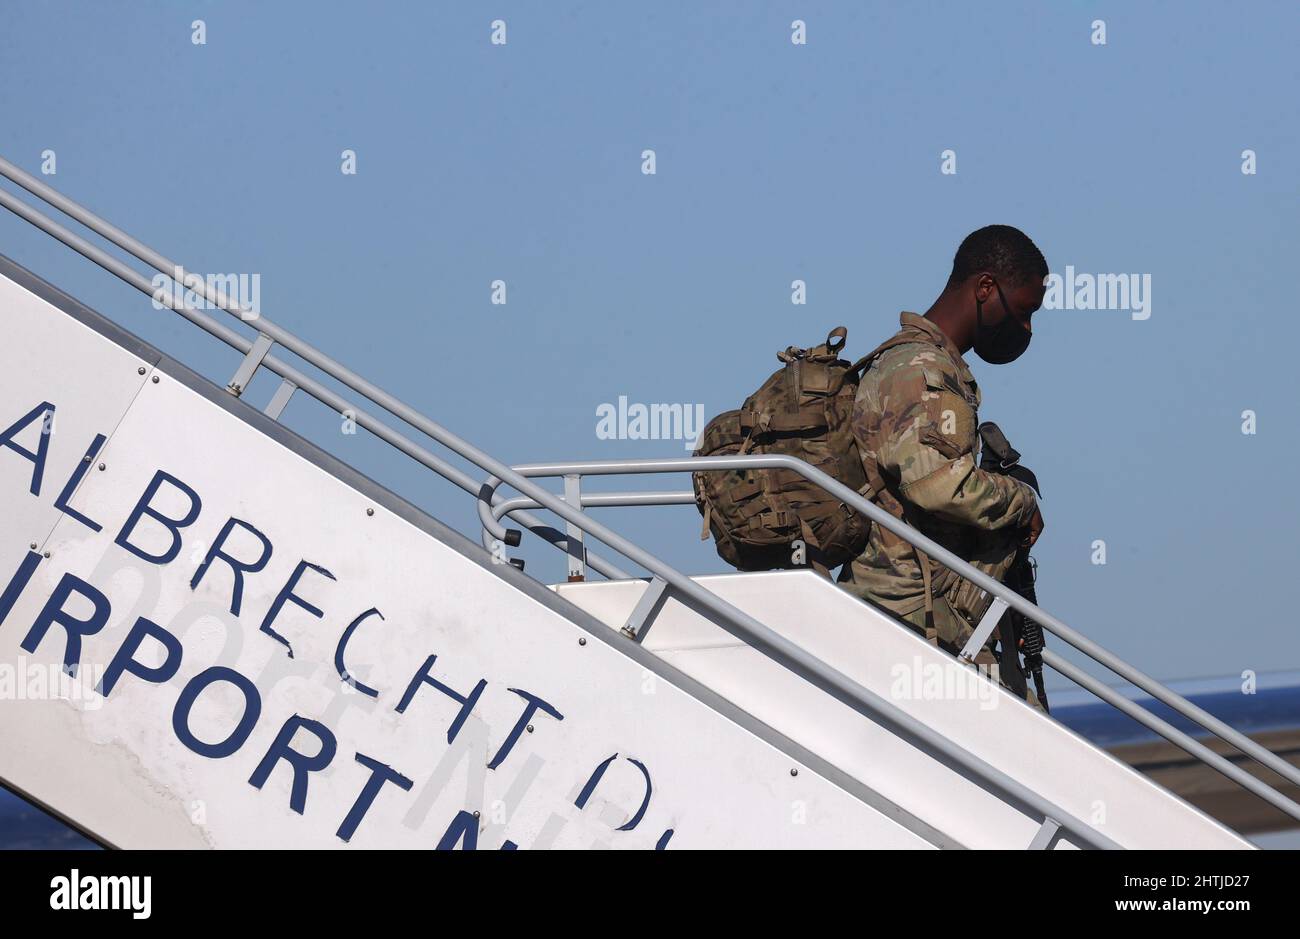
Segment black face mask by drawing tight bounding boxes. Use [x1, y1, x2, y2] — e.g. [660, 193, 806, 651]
[973, 280, 1032, 365]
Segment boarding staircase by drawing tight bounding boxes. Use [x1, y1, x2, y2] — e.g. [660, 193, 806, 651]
[0, 156, 1296, 849]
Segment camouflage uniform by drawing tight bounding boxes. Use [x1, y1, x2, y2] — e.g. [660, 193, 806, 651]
[839, 312, 1039, 657]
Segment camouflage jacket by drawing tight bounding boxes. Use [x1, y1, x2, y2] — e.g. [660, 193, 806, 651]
[841, 312, 1038, 616]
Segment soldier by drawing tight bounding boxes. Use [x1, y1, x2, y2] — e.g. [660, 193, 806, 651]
[839, 225, 1046, 677]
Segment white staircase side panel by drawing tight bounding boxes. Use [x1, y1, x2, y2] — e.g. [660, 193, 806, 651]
[555, 571, 1251, 850]
[0, 271, 152, 586]
[0, 264, 934, 849]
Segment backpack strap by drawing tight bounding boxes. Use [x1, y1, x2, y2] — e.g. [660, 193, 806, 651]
[829, 328, 942, 396]
[844, 323, 950, 622]
[841, 324, 949, 496]
[918, 546, 937, 643]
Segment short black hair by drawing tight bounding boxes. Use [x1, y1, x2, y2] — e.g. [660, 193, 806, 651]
[946, 225, 1047, 289]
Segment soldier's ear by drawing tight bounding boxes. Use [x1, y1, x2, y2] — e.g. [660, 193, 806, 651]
[974, 274, 997, 305]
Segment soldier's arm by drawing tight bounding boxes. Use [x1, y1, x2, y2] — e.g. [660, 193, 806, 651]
[875, 362, 1037, 531]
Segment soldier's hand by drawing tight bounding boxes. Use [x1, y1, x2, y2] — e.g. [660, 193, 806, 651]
[1024, 507, 1045, 548]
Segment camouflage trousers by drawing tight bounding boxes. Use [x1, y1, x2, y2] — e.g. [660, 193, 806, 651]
[941, 527, 1023, 645]
[898, 527, 1045, 711]
[896, 599, 1045, 712]
[887, 526, 1022, 648]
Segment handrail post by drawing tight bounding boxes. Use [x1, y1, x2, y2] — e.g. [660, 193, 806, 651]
[960, 597, 1008, 663]
[264, 378, 298, 420]
[563, 474, 585, 582]
[227, 331, 274, 397]
[621, 576, 670, 642]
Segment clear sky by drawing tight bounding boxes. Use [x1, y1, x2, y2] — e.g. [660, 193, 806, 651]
[1, 0, 1297, 700]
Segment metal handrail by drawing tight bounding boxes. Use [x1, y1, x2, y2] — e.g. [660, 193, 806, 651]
[0, 163, 631, 582]
[0, 157, 1125, 848]
[486, 491, 696, 582]
[477, 458, 1300, 824]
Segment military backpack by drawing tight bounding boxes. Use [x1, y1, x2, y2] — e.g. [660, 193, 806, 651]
[692, 327, 882, 574]
[693, 325, 947, 576]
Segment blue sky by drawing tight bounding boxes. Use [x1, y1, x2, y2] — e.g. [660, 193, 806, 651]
[1, 0, 1296, 700]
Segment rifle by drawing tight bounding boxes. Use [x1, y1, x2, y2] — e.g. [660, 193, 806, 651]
[977, 422, 1050, 713]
